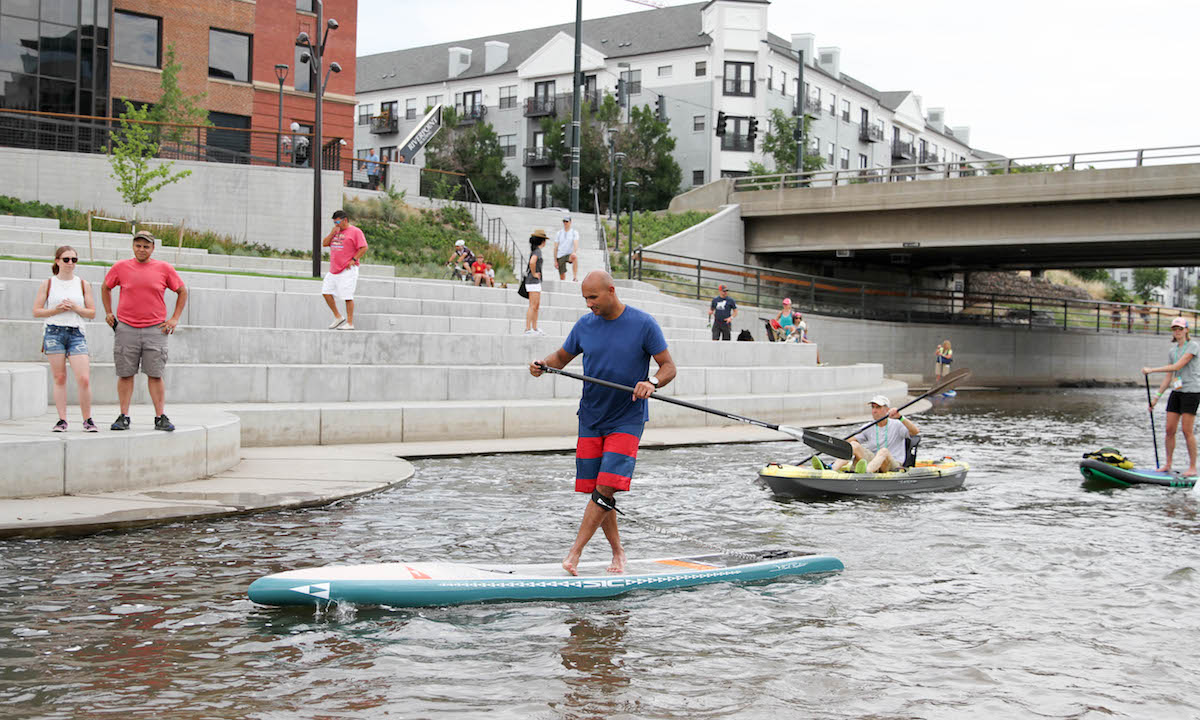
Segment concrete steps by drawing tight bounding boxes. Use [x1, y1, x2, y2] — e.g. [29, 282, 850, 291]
[0, 362, 46, 421]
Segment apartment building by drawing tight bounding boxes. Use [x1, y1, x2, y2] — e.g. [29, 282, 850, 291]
[354, 0, 975, 207]
[0, 0, 357, 164]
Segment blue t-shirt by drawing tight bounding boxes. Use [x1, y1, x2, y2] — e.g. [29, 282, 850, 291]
[711, 295, 737, 322]
[563, 305, 669, 430]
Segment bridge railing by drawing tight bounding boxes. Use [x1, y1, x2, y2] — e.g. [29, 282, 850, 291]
[632, 247, 1199, 334]
[731, 144, 1200, 192]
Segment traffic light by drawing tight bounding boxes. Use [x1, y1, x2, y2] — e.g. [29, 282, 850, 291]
[747, 117, 759, 143]
[715, 111, 727, 137]
[615, 77, 627, 108]
[793, 120, 802, 142]
[654, 94, 666, 122]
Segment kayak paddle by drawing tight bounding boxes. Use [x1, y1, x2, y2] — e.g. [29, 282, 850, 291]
[536, 363, 853, 459]
[793, 367, 972, 466]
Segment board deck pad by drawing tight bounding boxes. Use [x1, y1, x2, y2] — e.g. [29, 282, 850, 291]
[248, 548, 843, 608]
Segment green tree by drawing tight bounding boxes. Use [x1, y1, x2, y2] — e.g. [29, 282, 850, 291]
[1069, 268, 1112, 282]
[542, 94, 621, 213]
[424, 108, 519, 205]
[151, 44, 210, 143]
[1132, 267, 1168, 302]
[106, 101, 193, 219]
[753, 108, 824, 174]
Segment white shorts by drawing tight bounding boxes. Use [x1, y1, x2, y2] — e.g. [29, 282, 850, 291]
[525, 282, 542, 293]
[321, 265, 359, 300]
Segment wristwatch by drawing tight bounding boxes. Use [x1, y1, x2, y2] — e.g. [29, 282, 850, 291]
[648, 376, 660, 388]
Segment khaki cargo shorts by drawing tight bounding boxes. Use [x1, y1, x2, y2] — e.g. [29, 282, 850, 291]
[114, 322, 169, 377]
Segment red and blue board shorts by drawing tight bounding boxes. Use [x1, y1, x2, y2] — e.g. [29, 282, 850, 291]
[575, 422, 645, 493]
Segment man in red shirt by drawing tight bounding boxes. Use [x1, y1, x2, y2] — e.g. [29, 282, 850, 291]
[322, 210, 368, 330]
[100, 230, 188, 431]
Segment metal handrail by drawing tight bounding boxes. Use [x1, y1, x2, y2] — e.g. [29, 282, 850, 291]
[463, 177, 525, 274]
[592, 186, 611, 273]
[631, 246, 1199, 334]
[733, 143, 1200, 191]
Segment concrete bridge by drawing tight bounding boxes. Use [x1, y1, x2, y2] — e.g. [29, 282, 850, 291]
[673, 162, 1200, 272]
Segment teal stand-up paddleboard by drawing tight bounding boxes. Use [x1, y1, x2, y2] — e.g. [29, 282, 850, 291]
[1079, 458, 1198, 489]
[248, 549, 842, 608]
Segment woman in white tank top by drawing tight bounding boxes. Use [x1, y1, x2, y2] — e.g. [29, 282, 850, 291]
[32, 246, 96, 432]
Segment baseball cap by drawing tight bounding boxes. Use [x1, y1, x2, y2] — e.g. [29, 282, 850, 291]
[868, 395, 890, 407]
[718, 284, 727, 291]
[562, 215, 571, 222]
[133, 230, 155, 243]
[1171, 317, 1188, 329]
[455, 239, 465, 246]
[782, 298, 792, 305]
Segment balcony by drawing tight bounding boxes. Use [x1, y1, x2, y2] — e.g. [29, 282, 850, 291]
[891, 140, 914, 160]
[920, 150, 941, 167]
[859, 124, 884, 143]
[803, 97, 822, 115]
[524, 146, 555, 167]
[720, 135, 755, 153]
[525, 97, 556, 117]
[455, 105, 488, 124]
[369, 114, 398, 134]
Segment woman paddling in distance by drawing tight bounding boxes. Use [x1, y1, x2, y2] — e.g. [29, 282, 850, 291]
[523, 229, 547, 336]
[32, 246, 97, 432]
[1143, 317, 1200, 476]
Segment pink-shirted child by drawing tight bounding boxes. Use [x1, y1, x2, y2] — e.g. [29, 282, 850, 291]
[322, 209, 368, 330]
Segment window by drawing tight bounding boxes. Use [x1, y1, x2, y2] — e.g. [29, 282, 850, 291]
[720, 116, 754, 152]
[781, 71, 787, 96]
[657, 64, 672, 78]
[692, 170, 705, 186]
[827, 93, 836, 116]
[114, 11, 160, 68]
[296, 0, 315, 11]
[767, 64, 772, 90]
[858, 153, 868, 169]
[207, 110, 251, 164]
[840, 99, 850, 122]
[380, 146, 398, 162]
[498, 134, 516, 158]
[722, 61, 753, 96]
[208, 29, 251, 83]
[533, 80, 555, 100]
[357, 104, 373, 126]
[620, 69, 641, 95]
[405, 98, 416, 119]
[426, 95, 441, 109]
[695, 60, 706, 77]
[826, 141, 834, 165]
[498, 85, 516, 109]
[693, 115, 704, 132]
[380, 100, 397, 121]
[840, 147, 849, 169]
[294, 45, 315, 92]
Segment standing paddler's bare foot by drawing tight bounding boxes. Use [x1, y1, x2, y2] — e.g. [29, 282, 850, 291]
[607, 549, 626, 574]
[562, 551, 581, 576]
[1156, 466, 1172, 473]
[1183, 466, 1198, 477]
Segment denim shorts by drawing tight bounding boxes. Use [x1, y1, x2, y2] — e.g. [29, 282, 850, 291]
[43, 325, 88, 356]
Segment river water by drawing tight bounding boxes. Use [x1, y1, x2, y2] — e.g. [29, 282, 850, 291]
[1, 389, 1197, 719]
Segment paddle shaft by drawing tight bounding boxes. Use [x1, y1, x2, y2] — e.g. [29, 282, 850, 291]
[794, 367, 971, 466]
[1145, 374, 1161, 468]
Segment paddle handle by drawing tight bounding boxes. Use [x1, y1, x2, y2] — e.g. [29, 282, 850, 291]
[537, 363, 780, 431]
[1145, 374, 1160, 468]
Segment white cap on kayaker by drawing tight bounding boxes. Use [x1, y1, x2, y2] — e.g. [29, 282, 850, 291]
[868, 395, 890, 407]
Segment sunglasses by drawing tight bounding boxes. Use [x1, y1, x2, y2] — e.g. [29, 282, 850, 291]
[60, 257, 79, 263]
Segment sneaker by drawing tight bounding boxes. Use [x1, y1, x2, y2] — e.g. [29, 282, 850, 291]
[111, 414, 130, 431]
[82, 418, 98, 433]
[154, 414, 175, 432]
[854, 459, 869, 474]
[532, 328, 546, 336]
[523, 329, 536, 336]
[52, 419, 68, 432]
[342, 323, 354, 330]
[328, 317, 346, 330]
[811, 456, 826, 470]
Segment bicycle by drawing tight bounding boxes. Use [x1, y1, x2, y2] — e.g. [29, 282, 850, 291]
[445, 262, 471, 283]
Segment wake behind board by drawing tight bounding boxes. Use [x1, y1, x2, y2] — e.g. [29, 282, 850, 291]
[248, 549, 843, 608]
[1079, 458, 1197, 489]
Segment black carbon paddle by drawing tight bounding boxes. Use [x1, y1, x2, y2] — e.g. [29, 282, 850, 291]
[535, 363, 853, 459]
[794, 367, 972, 467]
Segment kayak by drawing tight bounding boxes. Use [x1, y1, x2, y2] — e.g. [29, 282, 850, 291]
[1078, 458, 1197, 489]
[759, 459, 969, 499]
[248, 548, 843, 608]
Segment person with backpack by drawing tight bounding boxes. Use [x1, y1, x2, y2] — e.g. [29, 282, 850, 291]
[33, 245, 96, 432]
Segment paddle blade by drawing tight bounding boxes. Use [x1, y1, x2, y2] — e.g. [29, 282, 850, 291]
[801, 429, 854, 460]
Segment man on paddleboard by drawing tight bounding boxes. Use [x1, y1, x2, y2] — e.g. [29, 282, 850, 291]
[530, 271, 677, 575]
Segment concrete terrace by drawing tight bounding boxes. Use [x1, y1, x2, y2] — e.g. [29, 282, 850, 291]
[0, 214, 906, 535]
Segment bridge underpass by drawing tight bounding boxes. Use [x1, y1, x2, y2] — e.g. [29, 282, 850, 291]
[731, 163, 1200, 273]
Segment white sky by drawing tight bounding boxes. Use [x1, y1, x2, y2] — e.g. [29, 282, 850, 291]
[356, 0, 1197, 158]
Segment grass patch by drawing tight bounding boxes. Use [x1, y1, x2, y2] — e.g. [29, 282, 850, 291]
[605, 209, 713, 250]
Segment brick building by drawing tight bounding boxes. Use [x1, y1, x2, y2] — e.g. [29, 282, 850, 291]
[0, 0, 356, 165]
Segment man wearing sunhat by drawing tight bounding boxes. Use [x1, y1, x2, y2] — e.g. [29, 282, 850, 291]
[554, 214, 580, 281]
[827, 395, 920, 473]
[708, 284, 738, 341]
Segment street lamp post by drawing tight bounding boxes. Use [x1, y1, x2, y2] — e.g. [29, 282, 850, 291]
[296, 3, 340, 278]
[606, 128, 617, 221]
[624, 180, 639, 280]
[613, 151, 626, 250]
[274, 64, 288, 167]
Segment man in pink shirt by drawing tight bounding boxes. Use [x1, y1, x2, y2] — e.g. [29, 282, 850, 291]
[100, 230, 188, 432]
[322, 209, 368, 330]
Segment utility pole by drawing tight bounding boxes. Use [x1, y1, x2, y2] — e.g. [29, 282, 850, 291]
[568, 0, 583, 213]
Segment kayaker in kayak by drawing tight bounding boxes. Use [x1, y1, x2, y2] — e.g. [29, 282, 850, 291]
[1142, 317, 1200, 476]
[825, 395, 921, 473]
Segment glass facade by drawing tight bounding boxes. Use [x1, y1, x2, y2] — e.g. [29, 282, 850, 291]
[0, 0, 110, 150]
